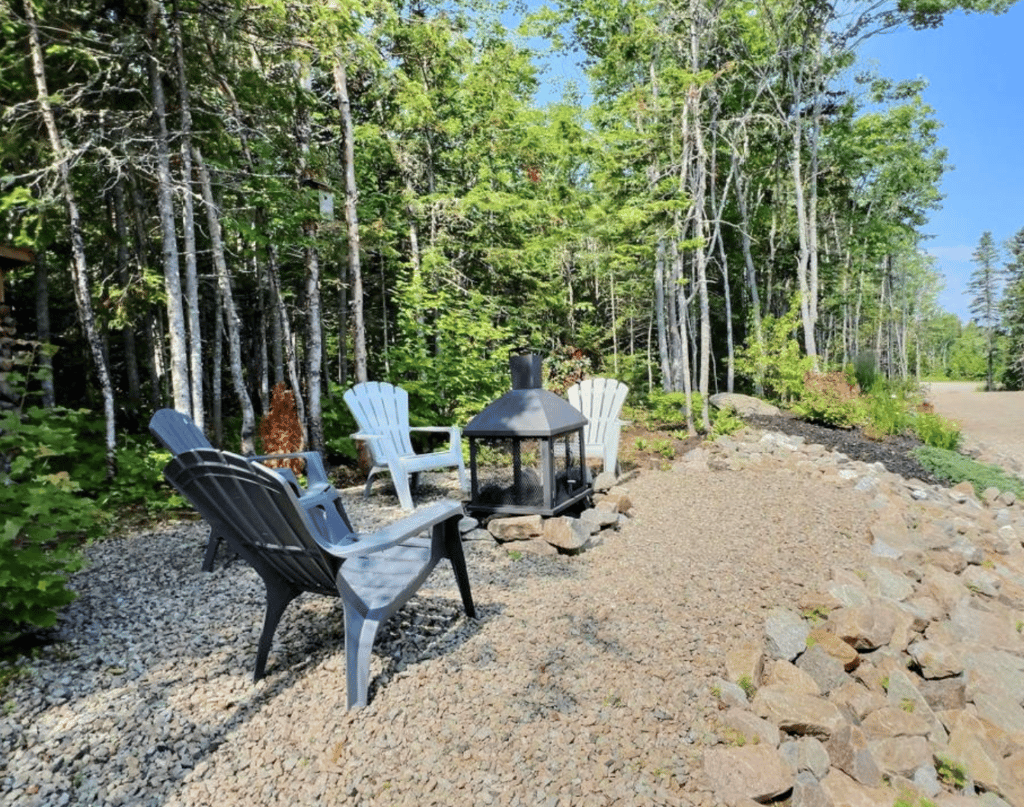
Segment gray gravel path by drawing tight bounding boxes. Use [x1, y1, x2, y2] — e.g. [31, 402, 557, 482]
[1, 463, 876, 807]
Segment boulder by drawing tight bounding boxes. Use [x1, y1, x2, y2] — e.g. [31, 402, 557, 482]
[826, 723, 881, 787]
[487, 515, 543, 541]
[764, 607, 810, 661]
[709, 392, 780, 416]
[752, 686, 846, 739]
[703, 744, 793, 804]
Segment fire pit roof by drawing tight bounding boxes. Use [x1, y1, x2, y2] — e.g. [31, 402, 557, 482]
[463, 388, 587, 438]
[464, 353, 588, 438]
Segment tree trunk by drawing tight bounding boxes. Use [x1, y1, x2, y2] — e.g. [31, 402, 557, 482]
[333, 60, 367, 385]
[171, 0, 204, 430]
[33, 256, 55, 408]
[655, 239, 671, 392]
[25, 0, 116, 475]
[193, 147, 255, 453]
[146, 0, 191, 412]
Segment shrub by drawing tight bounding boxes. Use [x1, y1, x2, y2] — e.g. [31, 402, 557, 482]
[791, 371, 863, 428]
[0, 407, 101, 644]
[852, 350, 879, 391]
[860, 383, 914, 438]
[641, 390, 700, 430]
[709, 406, 744, 437]
[912, 412, 962, 450]
[732, 299, 813, 403]
[912, 446, 1024, 498]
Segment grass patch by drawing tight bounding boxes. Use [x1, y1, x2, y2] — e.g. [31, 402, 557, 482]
[912, 446, 1024, 498]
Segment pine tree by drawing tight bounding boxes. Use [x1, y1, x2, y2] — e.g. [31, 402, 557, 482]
[1002, 226, 1024, 389]
[968, 230, 1003, 390]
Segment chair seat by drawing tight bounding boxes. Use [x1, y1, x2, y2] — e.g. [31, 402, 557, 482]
[344, 382, 468, 511]
[163, 449, 475, 710]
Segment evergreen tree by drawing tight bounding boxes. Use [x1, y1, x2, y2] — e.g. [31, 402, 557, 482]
[968, 230, 1003, 390]
[1003, 226, 1024, 389]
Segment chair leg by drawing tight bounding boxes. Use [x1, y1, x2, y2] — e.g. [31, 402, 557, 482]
[201, 529, 221, 572]
[441, 517, 476, 619]
[253, 580, 302, 681]
[363, 468, 379, 500]
[391, 468, 415, 511]
[343, 604, 383, 709]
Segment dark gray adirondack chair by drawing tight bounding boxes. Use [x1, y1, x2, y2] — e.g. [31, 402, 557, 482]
[149, 408, 351, 571]
[163, 448, 475, 710]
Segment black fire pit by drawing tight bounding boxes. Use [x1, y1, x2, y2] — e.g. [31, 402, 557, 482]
[464, 354, 591, 517]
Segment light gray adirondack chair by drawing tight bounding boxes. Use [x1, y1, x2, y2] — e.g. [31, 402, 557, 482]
[567, 378, 630, 477]
[343, 382, 468, 511]
[149, 408, 350, 571]
[163, 448, 475, 710]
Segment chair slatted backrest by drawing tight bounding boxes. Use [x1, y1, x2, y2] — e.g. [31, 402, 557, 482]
[343, 382, 416, 464]
[164, 449, 341, 596]
[150, 408, 213, 454]
[569, 378, 628, 446]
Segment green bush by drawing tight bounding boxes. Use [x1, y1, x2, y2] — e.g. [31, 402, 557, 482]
[912, 446, 1024, 498]
[732, 300, 813, 403]
[0, 407, 102, 644]
[639, 390, 702, 430]
[860, 383, 914, 438]
[709, 406, 744, 437]
[912, 412, 962, 451]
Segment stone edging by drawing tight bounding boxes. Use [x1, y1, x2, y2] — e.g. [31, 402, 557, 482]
[682, 427, 1024, 807]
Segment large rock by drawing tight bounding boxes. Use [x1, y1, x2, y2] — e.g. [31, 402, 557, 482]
[796, 643, 850, 694]
[829, 604, 898, 650]
[764, 607, 810, 661]
[779, 737, 831, 780]
[860, 706, 931, 739]
[724, 643, 764, 689]
[907, 639, 965, 679]
[487, 515, 543, 541]
[720, 708, 781, 748]
[826, 723, 881, 787]
[808, 627, 860, 671]
[766, 659, 820, 695]
[752, 686, 846, 739]
[709, 392, 780, 417]
[791, 771, 832, 807]
[820, 768, 896, 807]
[868, 735, 931, 778]
[542, 516, 588, 553]
[703, 744, 793, 804]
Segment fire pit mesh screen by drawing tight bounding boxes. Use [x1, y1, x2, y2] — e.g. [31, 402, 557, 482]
[471, 434, 587, 512]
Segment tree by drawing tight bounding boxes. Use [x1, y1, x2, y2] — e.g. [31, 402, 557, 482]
[968, 230, 1003, 390]
[1002, 226, 1024, 388]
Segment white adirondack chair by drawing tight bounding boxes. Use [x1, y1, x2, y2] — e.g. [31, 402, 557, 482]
[567, 377, 629, 477]
[343, 382, 468, 511]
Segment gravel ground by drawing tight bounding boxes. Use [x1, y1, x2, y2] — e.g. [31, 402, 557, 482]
[0, 462, 876, 807]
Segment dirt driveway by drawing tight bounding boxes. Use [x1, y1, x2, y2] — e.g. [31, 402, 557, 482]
[924, 380, 1024, 473]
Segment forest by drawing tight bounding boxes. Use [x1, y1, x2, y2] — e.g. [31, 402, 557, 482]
[3, 0, 1024, 494]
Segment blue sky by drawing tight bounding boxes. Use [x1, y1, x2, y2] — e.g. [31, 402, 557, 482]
[857, 3, 1024, 321]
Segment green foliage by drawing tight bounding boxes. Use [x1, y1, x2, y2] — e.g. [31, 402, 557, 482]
[861, 384, 913, 438]
[852, 350, 879, 391]
[911, 411, 962, 450]
[912, 446, 1024, 497]
[639, 390, 699, 430]
[320, 394, 359, 466]
[791, 371, 863, 428]
[733, 302, 814, 403]
[0, 407, 100, 643]
[709, 406, 744, 438]
[934, 756, 968, 790]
